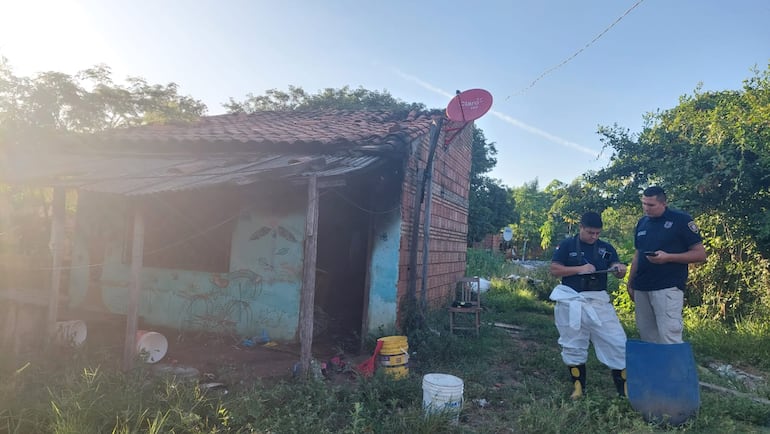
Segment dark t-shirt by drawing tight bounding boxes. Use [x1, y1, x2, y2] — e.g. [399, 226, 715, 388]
[633, 208, 703, 291]
[552, 235, 620, 292]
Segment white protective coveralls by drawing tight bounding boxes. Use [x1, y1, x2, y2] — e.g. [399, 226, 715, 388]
[549, 284, 626, 369]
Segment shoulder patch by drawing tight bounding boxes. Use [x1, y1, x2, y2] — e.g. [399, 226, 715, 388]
[688, 221, 699, 233]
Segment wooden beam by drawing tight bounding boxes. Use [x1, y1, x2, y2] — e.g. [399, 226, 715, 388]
[700, 381, 770, 405]
[359, 189, 377, 347]
[45, 187, 65, 349]
[298, 175, 319, 377]
[122, 206, 144, 370]
[291, 177, 346, 188]
[420, 169, 434, 316]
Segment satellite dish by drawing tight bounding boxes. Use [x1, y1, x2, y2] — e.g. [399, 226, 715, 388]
[503, 227, 513, 241]
[446, 88, 493, 122]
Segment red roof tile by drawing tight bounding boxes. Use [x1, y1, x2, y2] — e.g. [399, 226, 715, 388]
[2, 110, 448, 195]
[93, 110, 436, 152]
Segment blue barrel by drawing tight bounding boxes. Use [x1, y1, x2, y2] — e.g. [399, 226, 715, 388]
[626, 340, 700, 426]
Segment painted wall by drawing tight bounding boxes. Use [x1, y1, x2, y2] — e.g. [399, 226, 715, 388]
[365, 207, 402, 333]
[68, 192, 305, 341]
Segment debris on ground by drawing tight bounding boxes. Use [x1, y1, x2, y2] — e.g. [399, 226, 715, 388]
[707, 362, 765, 391]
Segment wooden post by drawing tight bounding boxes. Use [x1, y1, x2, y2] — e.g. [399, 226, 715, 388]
[359, 190, 378, 348]
[123, 206, 144, 370]
[45, 187, 65, 348]
[298, 175, 319, 377]
[406, 118, 443, 328]
[420, 158, 434, 316]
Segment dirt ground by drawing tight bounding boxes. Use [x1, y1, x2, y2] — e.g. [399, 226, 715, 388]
[79, 314, 367, 386]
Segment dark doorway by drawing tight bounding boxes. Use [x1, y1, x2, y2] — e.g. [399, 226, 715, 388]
[314, 177, 371, 351]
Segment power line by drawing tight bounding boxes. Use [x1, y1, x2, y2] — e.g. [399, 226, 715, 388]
[505, 0, 646, 100]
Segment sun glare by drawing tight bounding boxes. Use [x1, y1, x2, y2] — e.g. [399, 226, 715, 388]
[0, 0, 118, 75]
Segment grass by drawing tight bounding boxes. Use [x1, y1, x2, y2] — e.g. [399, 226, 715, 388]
[2, 250, 770, 432]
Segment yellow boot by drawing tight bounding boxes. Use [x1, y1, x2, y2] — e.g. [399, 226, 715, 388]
[569, 365, 586, 400]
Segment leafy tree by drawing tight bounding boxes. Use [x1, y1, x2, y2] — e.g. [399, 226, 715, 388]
[510, 180, 552, 259]
[224, 85, 425, 113]
[539, 177, 603, 249]
[0, 59, 206, 145]
[467, 177, 516, 245]
[0, 58, 207, 254]
[591, 63, 770, 320]
[467, 127, 516, 245]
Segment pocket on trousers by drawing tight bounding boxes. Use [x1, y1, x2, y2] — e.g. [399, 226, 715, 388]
[554, 303, 571, 327]
[663, 288, 684, 320]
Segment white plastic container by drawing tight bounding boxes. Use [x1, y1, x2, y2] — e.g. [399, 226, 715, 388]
[55, 320, 87, 347]
[136, 330, 168, 363]
[422, 373, 464, 424]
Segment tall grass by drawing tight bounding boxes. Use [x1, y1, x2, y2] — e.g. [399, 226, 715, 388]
[2, 251, 770, 432]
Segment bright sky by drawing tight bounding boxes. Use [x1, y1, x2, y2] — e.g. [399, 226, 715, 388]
[1, 0, 768, 188]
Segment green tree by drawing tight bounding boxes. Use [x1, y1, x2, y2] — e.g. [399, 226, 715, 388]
[224, 85, 425, 113]
[467, 127, 516, 245]
[467, 177, 516, 245]
[0, 59, 206, 145]
[592, 63, 770, 320]
[510, 180, 552, 259]
[0, 58, 207, 254]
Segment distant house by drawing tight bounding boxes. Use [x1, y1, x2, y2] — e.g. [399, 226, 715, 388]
[3, 110, 475, 354]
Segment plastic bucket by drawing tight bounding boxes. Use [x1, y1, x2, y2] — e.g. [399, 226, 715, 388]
[55, 320, 87, 347]
[422, 373, 464, 424]
[136, 330, 168, 363]
[378, 335, 409, 379]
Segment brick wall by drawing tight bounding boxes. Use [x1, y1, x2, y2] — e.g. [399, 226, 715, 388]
[472, 232, 503, 251]
[398, 120, 474, 312]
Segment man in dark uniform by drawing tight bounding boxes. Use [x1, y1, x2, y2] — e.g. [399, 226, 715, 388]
[550, 212, 628, 399]
[627, 186, 707, 344]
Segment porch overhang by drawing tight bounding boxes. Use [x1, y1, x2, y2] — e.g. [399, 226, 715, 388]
[1, 150, 382, 195]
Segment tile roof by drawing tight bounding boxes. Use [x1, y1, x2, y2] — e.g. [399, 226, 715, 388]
[91, 110, 436, 152]
[3, 110, 440, 196]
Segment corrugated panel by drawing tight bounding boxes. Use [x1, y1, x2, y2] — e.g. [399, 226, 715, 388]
[77, 154, 286, 195]
[302, 155, 380, 177]
[3, 151, 381, 195]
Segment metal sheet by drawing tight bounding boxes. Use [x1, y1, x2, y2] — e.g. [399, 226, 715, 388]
[3, 151, 382, 195]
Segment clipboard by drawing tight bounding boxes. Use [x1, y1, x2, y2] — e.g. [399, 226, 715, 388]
[577, 267, 619, 276]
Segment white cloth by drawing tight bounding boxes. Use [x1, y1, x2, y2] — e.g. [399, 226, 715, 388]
[550, 284, 626, 369]
[549, 284, 605, 330]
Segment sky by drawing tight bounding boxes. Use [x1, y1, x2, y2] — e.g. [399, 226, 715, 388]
[1, 0, 768, 188]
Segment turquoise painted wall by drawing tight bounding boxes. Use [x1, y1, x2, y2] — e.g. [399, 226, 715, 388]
[365, 208, 402, 333]
[69, 193, 305, 341]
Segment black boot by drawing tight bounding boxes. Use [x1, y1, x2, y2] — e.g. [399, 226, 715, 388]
[611, 369, 627, 397]
[568, 364, 586, 399]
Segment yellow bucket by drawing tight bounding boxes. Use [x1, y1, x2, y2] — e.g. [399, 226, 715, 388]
[378, 335, 409, 379]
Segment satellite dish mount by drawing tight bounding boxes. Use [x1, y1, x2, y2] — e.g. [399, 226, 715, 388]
[443, 88, 494, 145]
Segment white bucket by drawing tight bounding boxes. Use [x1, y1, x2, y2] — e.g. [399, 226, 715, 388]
[422, 373, 464, 424]
[136, 330, 168, 363]
[55, 320, 87, 347]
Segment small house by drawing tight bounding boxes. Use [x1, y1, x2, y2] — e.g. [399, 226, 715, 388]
[2, 109, 474, 364]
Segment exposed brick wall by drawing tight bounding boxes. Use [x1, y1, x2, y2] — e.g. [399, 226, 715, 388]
[472, 233, 503, 251]
[397, 120, 474, 313]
